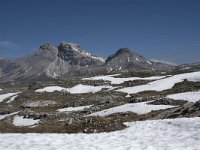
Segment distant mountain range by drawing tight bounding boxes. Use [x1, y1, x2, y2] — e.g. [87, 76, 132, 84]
[0, 42, 198, 82]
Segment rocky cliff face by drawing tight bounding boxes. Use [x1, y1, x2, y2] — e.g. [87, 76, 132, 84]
[0, 42, 174, 82]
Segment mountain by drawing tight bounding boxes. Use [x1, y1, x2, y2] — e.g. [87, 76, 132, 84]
[0, 42, 104, 82]
[104, 48, 174, 72]
[0, 42, 174, 82]
[174, 62, 200, 73]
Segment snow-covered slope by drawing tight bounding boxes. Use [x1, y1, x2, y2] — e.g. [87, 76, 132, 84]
[0, 117, 200, 150]
[166, 91, 200, 102]
[117, 71, 200, 94]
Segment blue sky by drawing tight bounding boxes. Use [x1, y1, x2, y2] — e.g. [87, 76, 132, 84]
[0, 0, 200, 64]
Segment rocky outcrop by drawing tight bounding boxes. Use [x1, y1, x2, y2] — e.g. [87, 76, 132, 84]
[155, 101, 200, 119]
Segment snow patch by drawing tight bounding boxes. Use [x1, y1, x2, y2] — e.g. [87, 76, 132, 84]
[65, 84, 112, 94]
[0, 92, 20, 103]
[58, 105, 93, 112]
[36, 84, 113, 94]
[88, 101, 175, 116]
[6, 95, 19, 103]
[35, 86, 67, 93]
[147, 61, 152, 65]
[166, 91, 200, 102]
[83, 74, 166, 84]
[13, 116, 40, 127]
[117, 71, 200, 94]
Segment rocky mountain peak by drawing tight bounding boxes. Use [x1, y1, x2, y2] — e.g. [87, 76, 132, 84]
[58, 42, 105, 63]
[59, 42, 84, 53]
[105, 48, 134, 64]
[0, 41, 175, 82]
[36, 43, 58, 60]
[115, 48, 133, 55]
[39, 43, 57, 52]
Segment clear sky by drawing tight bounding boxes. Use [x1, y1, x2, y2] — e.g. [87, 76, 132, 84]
[0, 0, 200, 64]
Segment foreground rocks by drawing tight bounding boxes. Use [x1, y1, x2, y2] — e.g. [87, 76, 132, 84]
[0, 72, 200, 133]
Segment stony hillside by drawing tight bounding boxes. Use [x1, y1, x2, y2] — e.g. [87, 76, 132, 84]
[0, 70, 200, 133]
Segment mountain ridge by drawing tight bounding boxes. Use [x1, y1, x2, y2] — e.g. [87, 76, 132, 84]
[0, 41, 185, 82]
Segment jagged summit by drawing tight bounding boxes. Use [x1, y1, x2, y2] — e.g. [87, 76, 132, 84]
[59, 42, 84, 53]
[58, 42, 105, 62]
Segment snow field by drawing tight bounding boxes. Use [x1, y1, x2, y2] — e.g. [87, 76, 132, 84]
[0, 117, 200, 150]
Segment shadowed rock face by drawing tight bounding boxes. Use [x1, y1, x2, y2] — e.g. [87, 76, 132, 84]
[0, 43, 174, 82]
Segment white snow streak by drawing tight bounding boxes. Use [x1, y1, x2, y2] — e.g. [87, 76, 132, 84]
[83, 75, 166, 84]
[88, 101, 175, 116]
[6, 95, 19, 103]
[0, 112, 18, 121]
[58, 105, 93, 112]
[0, 92, 20, 103]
